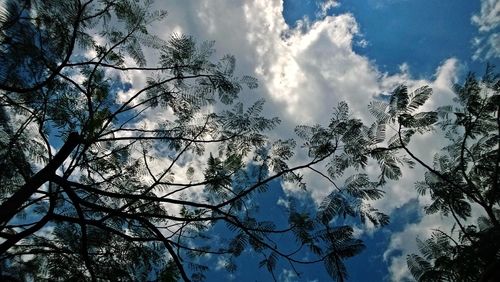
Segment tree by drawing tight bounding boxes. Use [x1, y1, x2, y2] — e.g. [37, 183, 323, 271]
[0, 1, 396, 281]
[368, 66, 499, 281]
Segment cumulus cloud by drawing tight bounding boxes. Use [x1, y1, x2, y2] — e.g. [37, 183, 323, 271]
[472, 33, 500, 60]
[316, 0, 340, 18]
[279, 269, 298, 282]
[472, 0, 500, 32]
[384, 201, 489, 281]
[156, 0, 457, 214]
[383, 211, 450, 281]
[375, 59, 461, 280]
[471, 0, 500, 60]
[135, 1, 468, 280]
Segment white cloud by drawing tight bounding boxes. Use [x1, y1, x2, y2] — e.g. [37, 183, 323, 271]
[376, 60, 462, 281]
[279, 269, 298, 282]
[134, 1, 469, 280]
[471, 0, 500, 60]
[472, 33, 500, 60]
[471, 0, 500, 32]
[276, 197, 290, 208]
[364, 0, 410, 10]
[384, 201, 488, 281]
[152, 0, 460, 214]
[215, 257, 226, 270]
[316, 0, 340, 18]
[384, 211, 449, 281]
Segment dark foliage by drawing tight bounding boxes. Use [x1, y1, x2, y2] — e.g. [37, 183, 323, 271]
[0, 1, 398, 281]
[370, 66, 499, 281]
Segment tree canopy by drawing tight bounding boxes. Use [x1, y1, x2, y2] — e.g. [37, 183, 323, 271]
[1, 1, 498, 281]
[0, 1, 397, 281]
[366, 65, 499, 281]
[402, 67, 500, 282]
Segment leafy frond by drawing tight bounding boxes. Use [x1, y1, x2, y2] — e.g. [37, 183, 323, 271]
[407, 86, 432, 113]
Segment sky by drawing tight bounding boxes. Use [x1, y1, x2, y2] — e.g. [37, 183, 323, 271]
[117, 0, 499, 281]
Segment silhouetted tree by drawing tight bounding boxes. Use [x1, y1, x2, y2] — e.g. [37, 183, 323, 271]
[369, 65, 499, 282]
[0, 1, 396, 281]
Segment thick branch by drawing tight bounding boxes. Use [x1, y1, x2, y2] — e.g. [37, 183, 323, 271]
[0, 1, 87, 93]
[0, 196, 55, 255]
[0, 132, 81, 227]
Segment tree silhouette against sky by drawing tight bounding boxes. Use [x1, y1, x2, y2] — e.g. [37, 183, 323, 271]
[1, 1, 497, 282]
[0, 1, 395, 281]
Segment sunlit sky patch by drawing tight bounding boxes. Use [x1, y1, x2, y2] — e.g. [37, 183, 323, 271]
[279, 1, 497, 280]
[2, 0, 499, 280]
[283, 0, 492, 76]
[87, 0, 500, 280]
[144, 0, 499, 281]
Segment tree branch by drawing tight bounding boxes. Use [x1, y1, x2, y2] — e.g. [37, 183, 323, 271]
[0, 132, 81, 227]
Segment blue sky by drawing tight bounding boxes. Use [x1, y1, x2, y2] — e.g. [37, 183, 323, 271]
[4, 1, 498, 281]
[39, 0, 495, 281]
[275, 1, 497, 281]
[134, 1, 499, 281]
[283, 0, 496, 76]
[278, 1, 497, 281]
